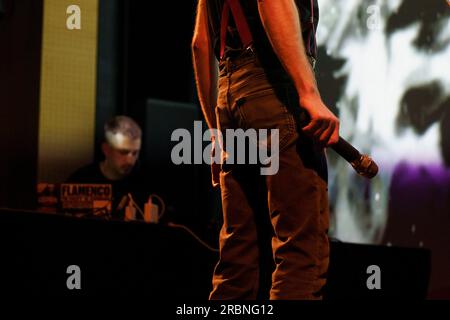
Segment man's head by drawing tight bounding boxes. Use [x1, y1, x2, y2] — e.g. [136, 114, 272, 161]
[102, 116, 142, 179]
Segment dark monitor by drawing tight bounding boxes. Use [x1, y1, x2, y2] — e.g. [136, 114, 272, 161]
[0, 0, 6, 19]
[143, 98, 216, 228]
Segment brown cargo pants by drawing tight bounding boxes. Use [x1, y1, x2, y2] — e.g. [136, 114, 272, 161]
[209, 51, 330, 300]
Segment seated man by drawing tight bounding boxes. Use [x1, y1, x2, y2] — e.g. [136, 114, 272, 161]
[67, 116, 152, 219]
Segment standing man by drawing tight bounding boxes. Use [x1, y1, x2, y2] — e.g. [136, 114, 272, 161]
[192, 0, 339, 300]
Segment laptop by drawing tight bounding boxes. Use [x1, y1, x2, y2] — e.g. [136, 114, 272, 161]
[37, 183, 112, 217]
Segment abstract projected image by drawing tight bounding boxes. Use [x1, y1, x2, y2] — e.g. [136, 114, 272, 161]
[316, 0, 450, 293]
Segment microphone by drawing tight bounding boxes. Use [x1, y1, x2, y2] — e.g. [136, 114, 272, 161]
[299, 110, 378, 179]
[331, 137, 378, 179]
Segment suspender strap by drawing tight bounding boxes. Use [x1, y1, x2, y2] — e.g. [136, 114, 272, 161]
[220, 0, 254, 59]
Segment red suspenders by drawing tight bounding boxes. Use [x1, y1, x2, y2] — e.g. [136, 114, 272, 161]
[219, 0, 318, 61]
[219, 0, 254, 60]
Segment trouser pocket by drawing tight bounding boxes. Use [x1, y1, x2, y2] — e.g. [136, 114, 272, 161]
[233, 88, 297, 156]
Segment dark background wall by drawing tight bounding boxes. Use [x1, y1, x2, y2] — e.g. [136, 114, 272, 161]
[122, 0, 197, 120]
[95, 0, 123, 161]
[0, 0, 43, 209]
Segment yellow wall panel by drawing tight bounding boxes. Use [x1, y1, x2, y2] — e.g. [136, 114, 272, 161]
[38, 0, 98, 182]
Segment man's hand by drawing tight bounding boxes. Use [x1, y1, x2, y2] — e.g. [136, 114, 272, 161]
[257, 0, 341, 147]
[300, 95, 340, 147]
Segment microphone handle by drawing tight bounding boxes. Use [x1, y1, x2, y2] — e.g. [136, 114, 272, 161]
[331, 137, 379, 179]
[331, 137, 360, 163]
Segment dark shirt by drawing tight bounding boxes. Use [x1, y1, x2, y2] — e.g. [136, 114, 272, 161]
[206, 0, 319, 64]
[67, 162, 153, 218]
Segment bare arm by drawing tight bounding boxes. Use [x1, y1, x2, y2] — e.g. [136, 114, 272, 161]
[257, 0, 339, 146]
[192, 0, 220, 187]
[192, 0, 218, 130]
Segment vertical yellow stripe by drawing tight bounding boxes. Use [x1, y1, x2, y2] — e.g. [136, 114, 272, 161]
[38, 0, 99, 182]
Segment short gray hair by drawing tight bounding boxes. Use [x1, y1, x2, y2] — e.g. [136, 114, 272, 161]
[104, 116, 142, 141]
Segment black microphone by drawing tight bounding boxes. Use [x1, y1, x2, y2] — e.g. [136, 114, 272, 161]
[331, 137, 378, 179]
[299, 110, 378, 179]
